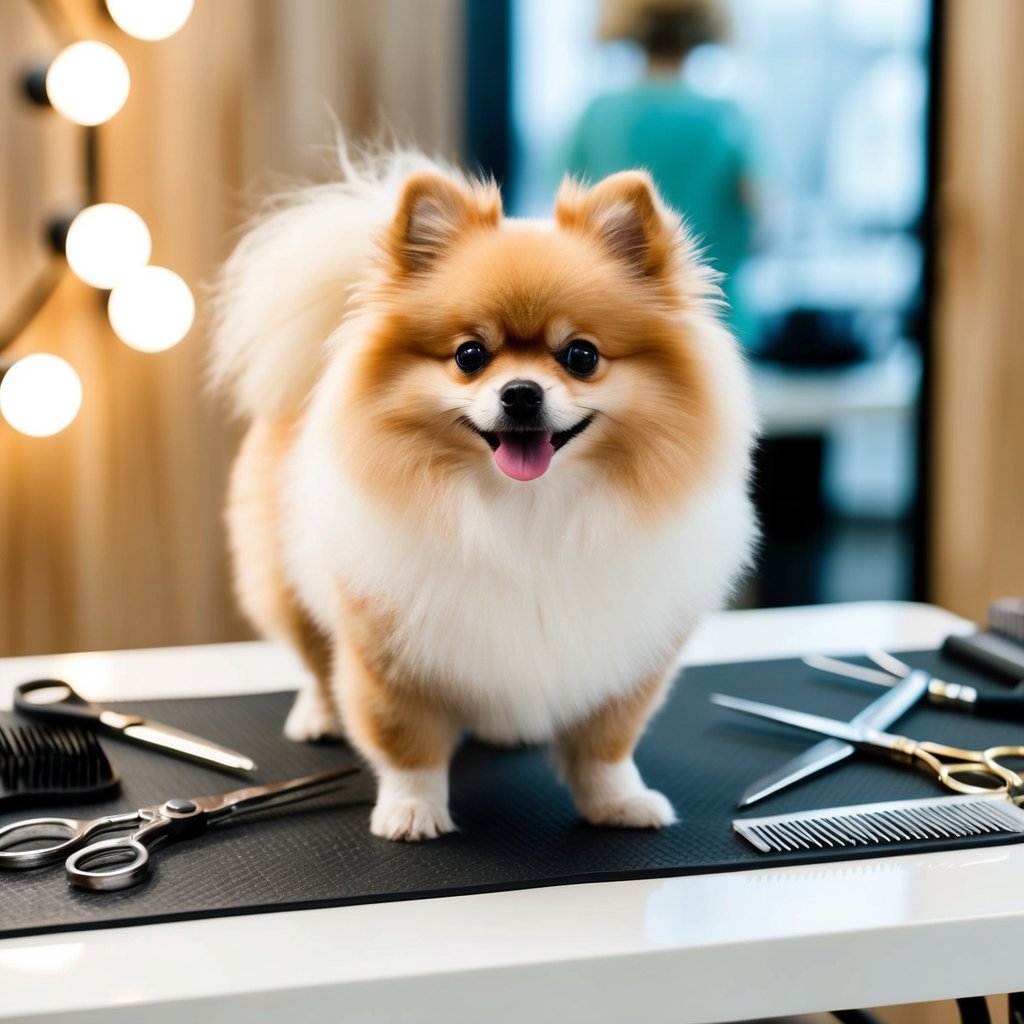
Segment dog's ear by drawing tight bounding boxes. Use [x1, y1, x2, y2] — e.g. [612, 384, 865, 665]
[555, 171, 676, 278]
[388, 172, 501, 275]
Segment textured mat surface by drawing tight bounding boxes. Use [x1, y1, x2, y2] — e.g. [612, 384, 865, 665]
[2, 649, 1022, 938]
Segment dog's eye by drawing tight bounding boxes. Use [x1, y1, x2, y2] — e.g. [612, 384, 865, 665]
[454, 341, 489, 375]
[562, 340, 599, 378]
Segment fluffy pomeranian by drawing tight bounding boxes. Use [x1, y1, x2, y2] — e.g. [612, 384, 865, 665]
[211, 149, 757, 841]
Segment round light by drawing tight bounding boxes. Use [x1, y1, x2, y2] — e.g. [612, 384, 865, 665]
[108, 267, 195, 352]
[0, 355, 83, 437]
[65, 204, 152, 290]
[105, 0, 194, 40]
[45, 41, 130, 126]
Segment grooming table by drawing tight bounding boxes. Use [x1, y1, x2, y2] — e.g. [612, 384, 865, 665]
[3, 602, 1023, 1023]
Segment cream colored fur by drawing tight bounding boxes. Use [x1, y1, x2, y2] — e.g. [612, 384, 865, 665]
[212, 149, 758, 841]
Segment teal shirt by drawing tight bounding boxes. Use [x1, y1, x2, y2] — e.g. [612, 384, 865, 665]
[566, 81, 758, 345]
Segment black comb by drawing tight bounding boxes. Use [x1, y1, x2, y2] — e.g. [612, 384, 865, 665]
[0, 724, 120, 810]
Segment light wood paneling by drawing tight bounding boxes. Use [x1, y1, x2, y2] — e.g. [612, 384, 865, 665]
[0, 0, 464, 656]
[930, 0, 1024, 622]
[0, 2, 79, 332]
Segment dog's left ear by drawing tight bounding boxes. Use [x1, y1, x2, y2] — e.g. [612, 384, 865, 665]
[555, 171, 676, 278]
[388, 172, 501, 275]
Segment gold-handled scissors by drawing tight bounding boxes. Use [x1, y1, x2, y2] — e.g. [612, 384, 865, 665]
[710, 687, 1024, 801]
[0, 766, 358, 892]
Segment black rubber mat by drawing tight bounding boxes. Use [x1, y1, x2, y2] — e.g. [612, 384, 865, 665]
[2, 648, 1021, 938]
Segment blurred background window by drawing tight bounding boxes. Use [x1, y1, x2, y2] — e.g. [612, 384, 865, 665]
[502, 0, 935, 609]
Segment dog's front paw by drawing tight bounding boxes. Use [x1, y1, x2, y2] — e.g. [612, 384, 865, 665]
[582, 787, 677, 829]
[564, 756, 678, 830]
[370, 798, 455, 842]
[371, 765, 454, 841]
[283, 685, 341, 743]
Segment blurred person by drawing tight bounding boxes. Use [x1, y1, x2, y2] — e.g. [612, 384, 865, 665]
[566, 0, 760, 347]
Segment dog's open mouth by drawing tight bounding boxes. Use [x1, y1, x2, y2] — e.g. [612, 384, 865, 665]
[465, 418, 593, 482]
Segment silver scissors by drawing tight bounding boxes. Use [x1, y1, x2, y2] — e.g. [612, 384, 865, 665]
[15, 678, 258, 774]
[0, 766, 358, 891]
[804, 649, 1024, 720]
[711, 677, 1024, 801]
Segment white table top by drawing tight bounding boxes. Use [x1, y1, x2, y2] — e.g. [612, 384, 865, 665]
[4, 601, 1017, 1024]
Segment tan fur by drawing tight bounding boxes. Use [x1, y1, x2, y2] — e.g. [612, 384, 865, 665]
[385, 171, 502, 275]
[333, 174, 726, 525]
[335, 634, 461, 772]
[556, 672, 671, 769]
[227, 420, 334, 705]
[216, 159, 756, 838]
[554, 171, 682, 283]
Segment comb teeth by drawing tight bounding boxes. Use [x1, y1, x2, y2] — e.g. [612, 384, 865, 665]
[0, 725, 119, 810]
[734, 795, 1024, 854]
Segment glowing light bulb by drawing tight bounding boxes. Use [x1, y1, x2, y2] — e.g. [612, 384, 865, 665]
[105, 0, 194, 40]
[65, 204, 152, 290]
[0, 355, 83, 437]
[108, 267, 195, 352]
[45, 42, 130, 126]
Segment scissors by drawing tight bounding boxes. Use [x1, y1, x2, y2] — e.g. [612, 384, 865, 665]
[710, 678, 1024, 801]
[803, 649, 1024, 721]
[0, 766, 358, 892]
[14, 678, 257, 774]
[729, 656, 935, 808]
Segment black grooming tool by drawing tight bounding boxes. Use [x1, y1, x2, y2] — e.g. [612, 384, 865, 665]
[989, 597, 1024, 644]
[943, 630, 1024, 686]
[0, 724, 120, 810]
[940, 598, 1024, 685]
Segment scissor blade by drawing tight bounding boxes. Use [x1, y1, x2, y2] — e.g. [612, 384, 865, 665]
[802, 653, 897, 687]
[710, 693, 863, 741]
[737, 738, 854, 808]
[196, 766, 361, 820]
[121, 721, 257, 773]
[725, 669, 934, 808]
[848, 668, 933, 730]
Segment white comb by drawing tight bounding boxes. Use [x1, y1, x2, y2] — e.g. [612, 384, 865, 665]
[734, 794, 1024, 853]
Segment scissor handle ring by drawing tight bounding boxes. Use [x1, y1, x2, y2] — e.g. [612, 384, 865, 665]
[937, 761, 1012, 795]
[981, 745, 1024, 783]
[65, 836, 151, 892]
[914, 741, 1021, 795]
[0, 817, 84, 870]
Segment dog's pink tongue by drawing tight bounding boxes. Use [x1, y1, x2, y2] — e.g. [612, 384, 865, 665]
[493, 432, 555, 481]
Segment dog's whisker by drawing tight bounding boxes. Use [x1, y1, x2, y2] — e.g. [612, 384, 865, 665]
[577, 406, 628, 429]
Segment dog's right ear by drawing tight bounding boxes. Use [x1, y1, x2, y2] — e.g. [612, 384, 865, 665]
[387, 173, 501, 275]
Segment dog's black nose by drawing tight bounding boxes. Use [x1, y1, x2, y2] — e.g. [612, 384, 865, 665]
[499, 380, 544, 422]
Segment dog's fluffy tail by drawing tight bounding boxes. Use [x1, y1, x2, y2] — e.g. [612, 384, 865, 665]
[208, 146, 453, 420]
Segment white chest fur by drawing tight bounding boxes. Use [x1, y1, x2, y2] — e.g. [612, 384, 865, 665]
[282, 428, 754, 744]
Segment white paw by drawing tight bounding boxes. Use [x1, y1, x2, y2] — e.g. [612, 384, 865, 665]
[565, 757, 677, 829]
[283, 685, 341, 743]
[370, 798, 455, 842]
[582, 787, 678, 829]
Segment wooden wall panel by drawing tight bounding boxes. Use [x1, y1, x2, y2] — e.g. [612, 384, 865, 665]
[0, 0, 464, 656]
[0, 3, 79, 327]
[930, 0, 1024, 622]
